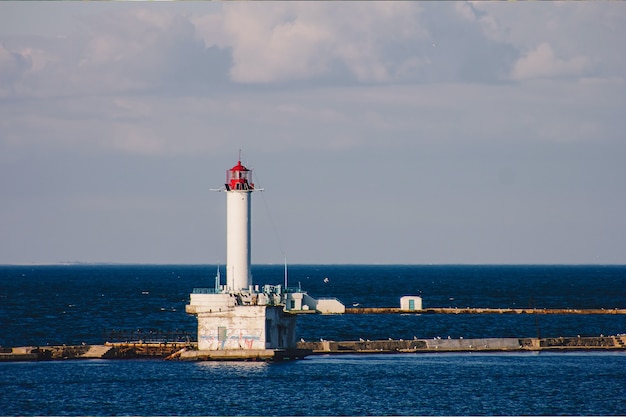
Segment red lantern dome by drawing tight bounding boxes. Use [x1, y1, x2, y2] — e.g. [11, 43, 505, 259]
[226, 161, 254, 191]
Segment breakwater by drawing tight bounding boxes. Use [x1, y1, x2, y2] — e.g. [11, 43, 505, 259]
[344, 307, 626, 315]
[299, 334, 626, 354]
[2, 335, 625, 362]
[0, 342, 191, 361]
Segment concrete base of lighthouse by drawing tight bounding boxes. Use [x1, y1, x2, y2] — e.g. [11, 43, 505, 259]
[194, 305, 295, 351]
[179, 346, 310, 361]
[185, 293, 308, 360]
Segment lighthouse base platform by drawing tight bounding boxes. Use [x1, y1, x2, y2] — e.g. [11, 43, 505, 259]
[179, 348, 311, 362]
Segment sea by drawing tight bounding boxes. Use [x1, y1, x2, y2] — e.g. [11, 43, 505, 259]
[1, 264, 626, 416]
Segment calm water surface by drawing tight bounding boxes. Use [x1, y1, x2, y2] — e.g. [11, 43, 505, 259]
[1, 264, 625, 415]
[2, 352, 626, 415]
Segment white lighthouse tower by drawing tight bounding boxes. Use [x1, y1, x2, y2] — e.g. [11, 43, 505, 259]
[184, 156, 303, 360]
[184, 155, 344, 360]
[225, 160, 254, 292]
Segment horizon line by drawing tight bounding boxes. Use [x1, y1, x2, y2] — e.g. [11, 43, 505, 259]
[1, 262, 625, 267]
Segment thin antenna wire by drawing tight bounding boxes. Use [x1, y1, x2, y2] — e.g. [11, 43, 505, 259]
[253, 170, 286, 261]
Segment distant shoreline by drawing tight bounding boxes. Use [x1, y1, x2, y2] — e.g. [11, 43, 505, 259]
[2, 263, 626, 267]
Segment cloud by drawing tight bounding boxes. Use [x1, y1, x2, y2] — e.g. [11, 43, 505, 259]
[1, 7, 229, 99]
[1, 2, 625, 158]
[206, 2, 428, 83]
[454, 1, 504, 43]
[458, 1, 626, 82]
[4, 1, 623, 99]
[510, 42, 588, 81]
[75, 9, 223, 93]
[0, 43, 33, 95]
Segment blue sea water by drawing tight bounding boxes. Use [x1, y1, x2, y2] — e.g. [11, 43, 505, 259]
[1, 264, 626, 415]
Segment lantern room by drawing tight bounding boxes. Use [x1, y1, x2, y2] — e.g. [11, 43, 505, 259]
[225, 161, 254, 191]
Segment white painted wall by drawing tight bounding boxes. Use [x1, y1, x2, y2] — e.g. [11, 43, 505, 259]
[315, 298, 346, 314]
[195, 306, 296, 351]
[302, 294, 345, 314]
[226, 191, 251, 291]
[284, 292, 304, 311]
[400, 296, 422, 310]
[186, 293, 235, 314]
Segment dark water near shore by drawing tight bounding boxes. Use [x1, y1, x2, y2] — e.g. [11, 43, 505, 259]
[1, 264, 626, 415]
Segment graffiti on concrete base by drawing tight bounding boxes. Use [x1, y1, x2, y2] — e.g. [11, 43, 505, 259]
[199, 328, 263, 350]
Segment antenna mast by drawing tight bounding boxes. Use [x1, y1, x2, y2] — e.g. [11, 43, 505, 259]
[284, 256, 288, 289]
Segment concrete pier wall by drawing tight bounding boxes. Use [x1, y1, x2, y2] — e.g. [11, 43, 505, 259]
[2, 335, 625, 362]
[344, 307, 626, 315]
[298, 335, 626, 354]
[424, 337, 521, 350]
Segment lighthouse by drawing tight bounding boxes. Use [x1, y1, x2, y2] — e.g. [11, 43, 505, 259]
[184, 157, 298, 359]
[225, 160, 254, 292]
[184, 156, 343, 360]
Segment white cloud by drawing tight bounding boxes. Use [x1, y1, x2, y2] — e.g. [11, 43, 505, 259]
[454, 1, 504, 42]
[77, 8, 199, 77]
[1, 2, 625, 157]
[211, 2, 427, 83]
[511, 42, 589, 81]
[460, 2, 626, 81]
[1, 7, 217, 99]
[4, 1, 623, 98]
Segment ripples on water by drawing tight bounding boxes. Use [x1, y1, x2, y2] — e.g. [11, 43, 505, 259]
[2, 353, 626, 415]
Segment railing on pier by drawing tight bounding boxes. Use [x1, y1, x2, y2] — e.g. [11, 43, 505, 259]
[284, 286, 306, 294]
[103, 329, 197, 344]
[192, 288, 220, 294]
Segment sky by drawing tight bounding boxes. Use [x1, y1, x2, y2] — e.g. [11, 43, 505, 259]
[1, 1, 625, 265]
